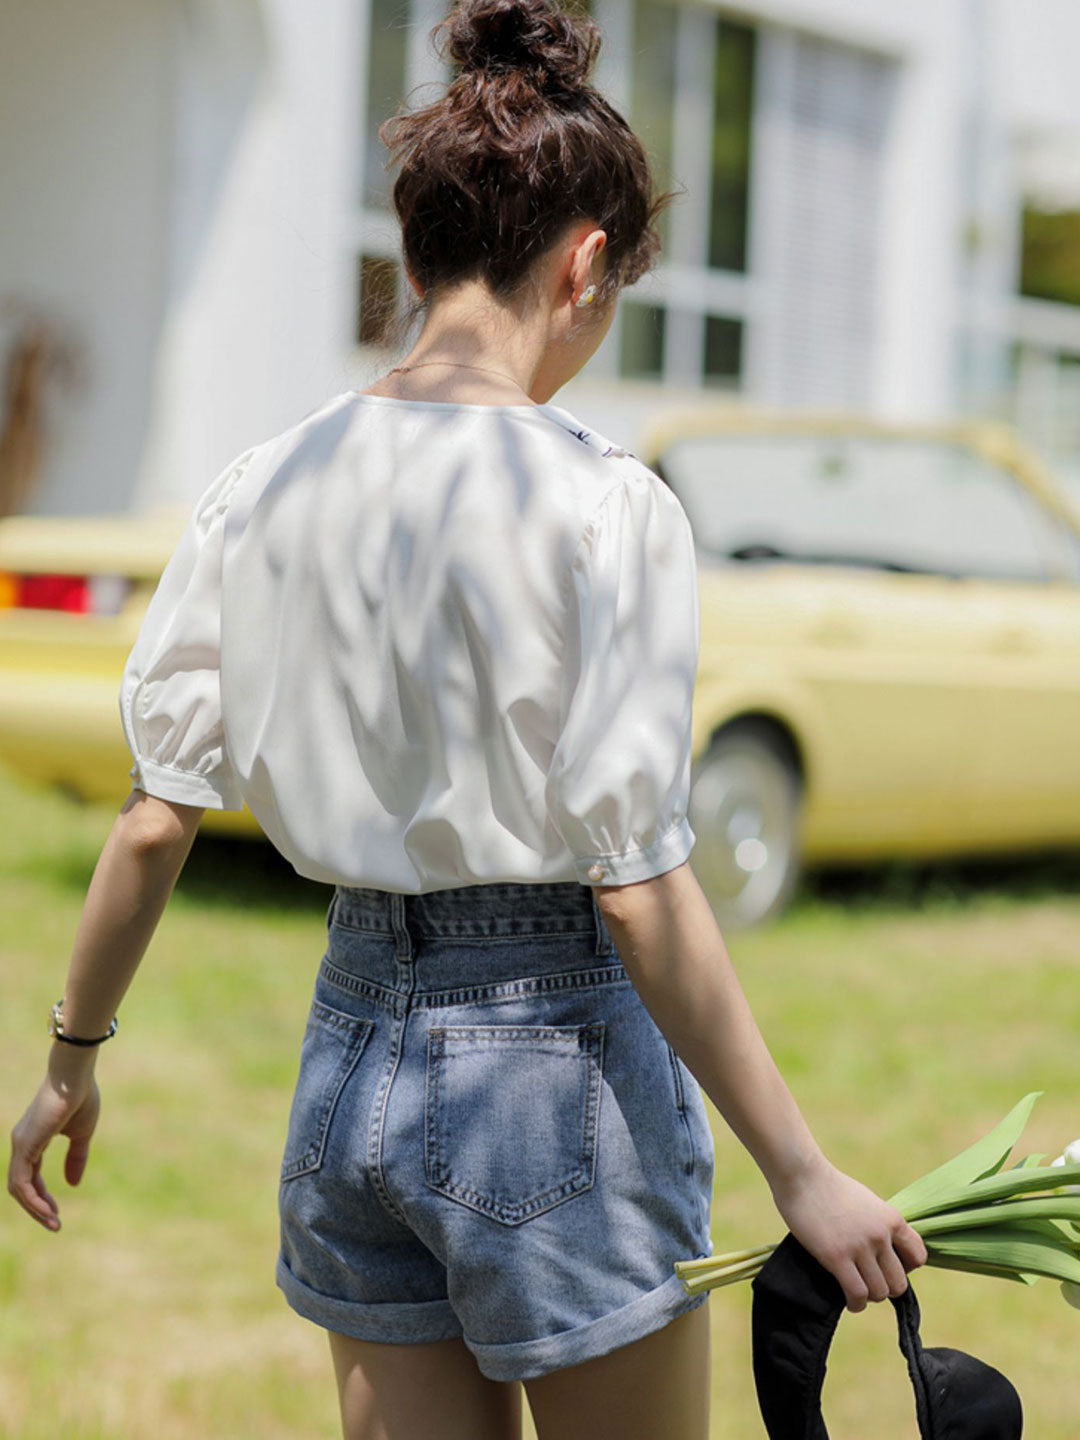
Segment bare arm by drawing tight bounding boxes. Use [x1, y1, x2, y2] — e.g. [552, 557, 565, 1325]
[594, 860, 927, 1311]
[7, 790, 203, 1231]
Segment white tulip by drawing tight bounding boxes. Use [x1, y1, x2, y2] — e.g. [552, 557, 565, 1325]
[1051, 1144, 1080, 1194]
[1061, 1281, 1080, 1310]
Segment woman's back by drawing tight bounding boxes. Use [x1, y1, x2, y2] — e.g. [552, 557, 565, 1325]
[120, 388, 700, 893]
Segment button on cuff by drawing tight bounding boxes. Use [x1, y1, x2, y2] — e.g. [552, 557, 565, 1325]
[573, 818, 696, 887]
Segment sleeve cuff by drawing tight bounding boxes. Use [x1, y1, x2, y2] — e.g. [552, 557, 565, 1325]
[571, 815, 695, 887]
[128, 756, 245, 812]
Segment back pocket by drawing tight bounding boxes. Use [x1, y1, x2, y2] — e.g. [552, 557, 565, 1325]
[281, 1001, 374, 1182]
[425, 1023, 605, 1226]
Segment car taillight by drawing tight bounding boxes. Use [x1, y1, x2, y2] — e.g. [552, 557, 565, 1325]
[20, 573, 91, 611]
[0, 571, 131, 614]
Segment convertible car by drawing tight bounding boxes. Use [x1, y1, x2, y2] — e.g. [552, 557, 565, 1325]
[2, 409, 1078, 927]
[643, 409, 1080, 926]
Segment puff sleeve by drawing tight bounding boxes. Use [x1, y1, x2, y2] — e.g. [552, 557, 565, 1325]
[545, 471, 700, 885]
[117, 450, 253, 811]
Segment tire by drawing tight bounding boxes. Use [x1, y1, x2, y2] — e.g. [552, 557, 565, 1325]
[687, 724, 803, 930]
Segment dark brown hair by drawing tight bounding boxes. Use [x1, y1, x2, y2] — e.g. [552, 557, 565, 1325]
[377, 0, 677, 327]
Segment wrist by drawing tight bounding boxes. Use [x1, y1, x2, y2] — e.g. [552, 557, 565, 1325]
[47, 1039, 98, 1095]
[47, 997, 118, 1048]
[765, 1140, 831, 1203]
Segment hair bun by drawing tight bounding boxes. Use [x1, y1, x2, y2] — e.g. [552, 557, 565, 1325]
[440, 0, 599, 89]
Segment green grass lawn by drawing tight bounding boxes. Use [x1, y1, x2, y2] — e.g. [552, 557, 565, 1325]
[2, 762, 1079, 1438]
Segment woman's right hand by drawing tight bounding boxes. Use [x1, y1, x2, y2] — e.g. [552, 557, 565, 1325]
[770, 1152, 928, 1312]
[8, 1050, 100, 1232]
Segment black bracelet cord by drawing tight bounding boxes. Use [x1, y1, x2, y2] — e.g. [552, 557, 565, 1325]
[54, 1021, 118, 1047]
[49, 1000, 118, 1047]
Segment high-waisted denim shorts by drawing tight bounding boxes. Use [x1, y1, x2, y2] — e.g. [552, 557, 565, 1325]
[275, 881, 715, 1382]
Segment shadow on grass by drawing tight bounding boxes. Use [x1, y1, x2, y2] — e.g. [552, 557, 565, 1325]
[19, 827, 330, 915]
[178, 838, 1080, 920]
[176, 832, 332, 914]
[791, 847, 1080, 917]
[17, 766, 1079, 921]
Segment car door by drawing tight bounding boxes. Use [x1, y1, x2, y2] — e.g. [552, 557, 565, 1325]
[930, 450, 1080, 847]
[659, 427, 980, 855]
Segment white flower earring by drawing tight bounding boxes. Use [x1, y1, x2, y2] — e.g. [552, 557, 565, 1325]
[575, 284, 598, 308]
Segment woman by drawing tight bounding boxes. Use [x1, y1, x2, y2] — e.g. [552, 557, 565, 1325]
[7, 1, 926, 1436]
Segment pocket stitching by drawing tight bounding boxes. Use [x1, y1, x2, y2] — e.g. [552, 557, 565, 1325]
[667, 1045, 700, 1178]
[667, 1043, 687, 1112]
[425, 1022, 605, 1225]
[280, 1004, 374, 1182]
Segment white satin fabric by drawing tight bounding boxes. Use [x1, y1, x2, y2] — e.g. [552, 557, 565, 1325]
[119, 391, 699, 889]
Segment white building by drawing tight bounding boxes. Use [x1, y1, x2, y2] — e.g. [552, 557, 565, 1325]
[3, 0, 1080, 516]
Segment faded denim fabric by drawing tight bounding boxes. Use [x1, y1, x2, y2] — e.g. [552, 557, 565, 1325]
[276, 880, 714, 1382]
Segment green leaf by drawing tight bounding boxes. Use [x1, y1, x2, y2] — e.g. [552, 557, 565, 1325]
[913, 1195, 1080, 1237]
[906, 1159, 1080, 1219]
[924, 1226, 1080, 1286]
[924, 1254, 1039, 1286]
[1012, 1153, 1048, 1170]
[888, 1093, 1043, 1217]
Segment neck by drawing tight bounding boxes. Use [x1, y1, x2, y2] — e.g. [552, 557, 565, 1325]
[398, 279, 559, 402]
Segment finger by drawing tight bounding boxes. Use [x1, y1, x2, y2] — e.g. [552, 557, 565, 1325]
[7, 1156, 60, 1230]
[877, 1243, 910, 1299]
[855, 1250, 893, 1305]
[892, 1222, 929, 1272]
[64, 1134, 92, 1187]
[832, 1258, 869, 1313]
[32, 1165, 60, 1216]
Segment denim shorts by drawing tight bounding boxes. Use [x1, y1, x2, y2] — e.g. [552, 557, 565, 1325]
[275, 881, 715, 1382]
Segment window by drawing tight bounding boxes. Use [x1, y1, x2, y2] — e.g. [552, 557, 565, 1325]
[744, 32, 897, 408]
[357, 253, 401, 346]
[363, 0, 411, 211]
[619, 301, 666, 379]
[629, 0, 678, 253]
[703, 315, 742, 386]
[659, 433, 1066, 583]
[610, 7, 756, 387]
[1020, 207, 1080, 307]
[709, 20, 755, 273]
[964, 136, 1080, 480]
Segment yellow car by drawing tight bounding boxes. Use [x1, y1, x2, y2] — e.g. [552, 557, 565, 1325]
[0, 510, 251, 840]
[641, 407, 1080, 927]
[2, 411, 1078, 927]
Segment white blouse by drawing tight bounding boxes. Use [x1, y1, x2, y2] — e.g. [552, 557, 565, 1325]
[118, 391, 700, 890]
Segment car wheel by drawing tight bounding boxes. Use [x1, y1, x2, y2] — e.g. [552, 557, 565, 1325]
[688, 725, 802, 930]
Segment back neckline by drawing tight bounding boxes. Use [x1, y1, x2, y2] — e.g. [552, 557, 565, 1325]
[347, 390, 553, 415]
[341, 389, 620, 456]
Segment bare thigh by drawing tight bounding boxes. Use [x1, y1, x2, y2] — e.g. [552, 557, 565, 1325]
[523, 1303, 711, 1440]
[328, 1332, 522, 1440]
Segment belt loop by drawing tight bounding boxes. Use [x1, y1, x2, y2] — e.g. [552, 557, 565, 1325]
[590, 889, 614, 957]
[325, 888, 338, 931]
[390, 893, 412, 959]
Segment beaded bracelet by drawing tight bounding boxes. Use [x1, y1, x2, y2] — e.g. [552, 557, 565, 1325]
[47, 999, 118, 1047]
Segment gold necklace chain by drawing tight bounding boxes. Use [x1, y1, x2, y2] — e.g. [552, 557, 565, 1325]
[387, 359, 528, 392]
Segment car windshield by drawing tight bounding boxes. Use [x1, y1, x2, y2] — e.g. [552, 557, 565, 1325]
[658, 432, 1080, 583]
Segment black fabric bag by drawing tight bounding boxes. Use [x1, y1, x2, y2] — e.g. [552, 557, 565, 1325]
[751, 1234, 1023, 1439]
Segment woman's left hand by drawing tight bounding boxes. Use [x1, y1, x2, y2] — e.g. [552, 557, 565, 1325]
[7, 1054, 101, 1232]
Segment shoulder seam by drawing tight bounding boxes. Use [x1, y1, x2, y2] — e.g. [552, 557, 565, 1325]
[566, 473, 634, 583]
[533, 405, 635, 460]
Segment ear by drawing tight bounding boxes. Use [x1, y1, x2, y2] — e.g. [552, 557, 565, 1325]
[403, 264, 425, 301]
[568, 227, 608, 306]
